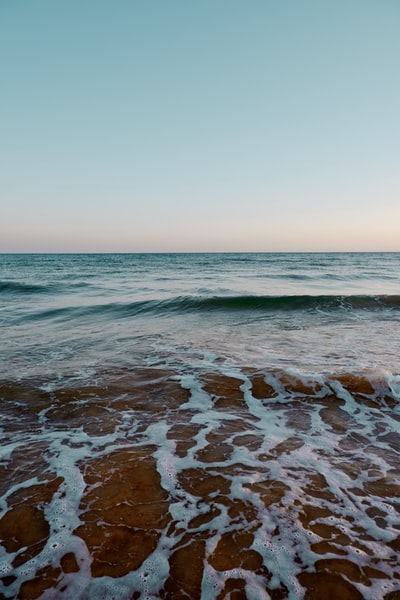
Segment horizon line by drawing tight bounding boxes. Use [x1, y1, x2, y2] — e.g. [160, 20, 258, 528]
[1, 250, 399, 255]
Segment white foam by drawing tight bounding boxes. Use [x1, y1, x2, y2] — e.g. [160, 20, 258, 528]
[1, 363, 400, 599]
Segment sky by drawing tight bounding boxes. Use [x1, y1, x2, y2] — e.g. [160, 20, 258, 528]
[1, 0, 399, 252]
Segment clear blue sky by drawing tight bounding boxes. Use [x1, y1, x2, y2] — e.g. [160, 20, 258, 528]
[1, 0, 399, 252]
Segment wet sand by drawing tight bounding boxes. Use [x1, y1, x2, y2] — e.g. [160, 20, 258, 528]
[0, 368, 399, 598]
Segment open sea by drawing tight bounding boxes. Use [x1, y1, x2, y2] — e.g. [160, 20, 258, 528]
[0, 252, 400, 599]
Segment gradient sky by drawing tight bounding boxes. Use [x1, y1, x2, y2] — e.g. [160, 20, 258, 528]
[1, 0, 399, 252]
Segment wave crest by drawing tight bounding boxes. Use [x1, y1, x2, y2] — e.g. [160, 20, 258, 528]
[15, 294, 400, 323]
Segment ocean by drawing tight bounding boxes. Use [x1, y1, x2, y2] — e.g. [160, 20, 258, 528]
[0, 252, 399, 599]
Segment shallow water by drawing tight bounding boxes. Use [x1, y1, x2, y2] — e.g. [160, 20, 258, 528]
[1, 253, 400, 598]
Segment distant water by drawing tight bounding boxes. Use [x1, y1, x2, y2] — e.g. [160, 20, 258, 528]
[1, 253, 400, 599]
[2, 252, 400, 378]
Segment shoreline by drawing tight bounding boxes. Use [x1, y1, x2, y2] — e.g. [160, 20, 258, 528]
[1, 366, 399, 599]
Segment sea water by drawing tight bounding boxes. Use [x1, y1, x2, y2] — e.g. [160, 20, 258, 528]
[0, 253, 399, 598]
